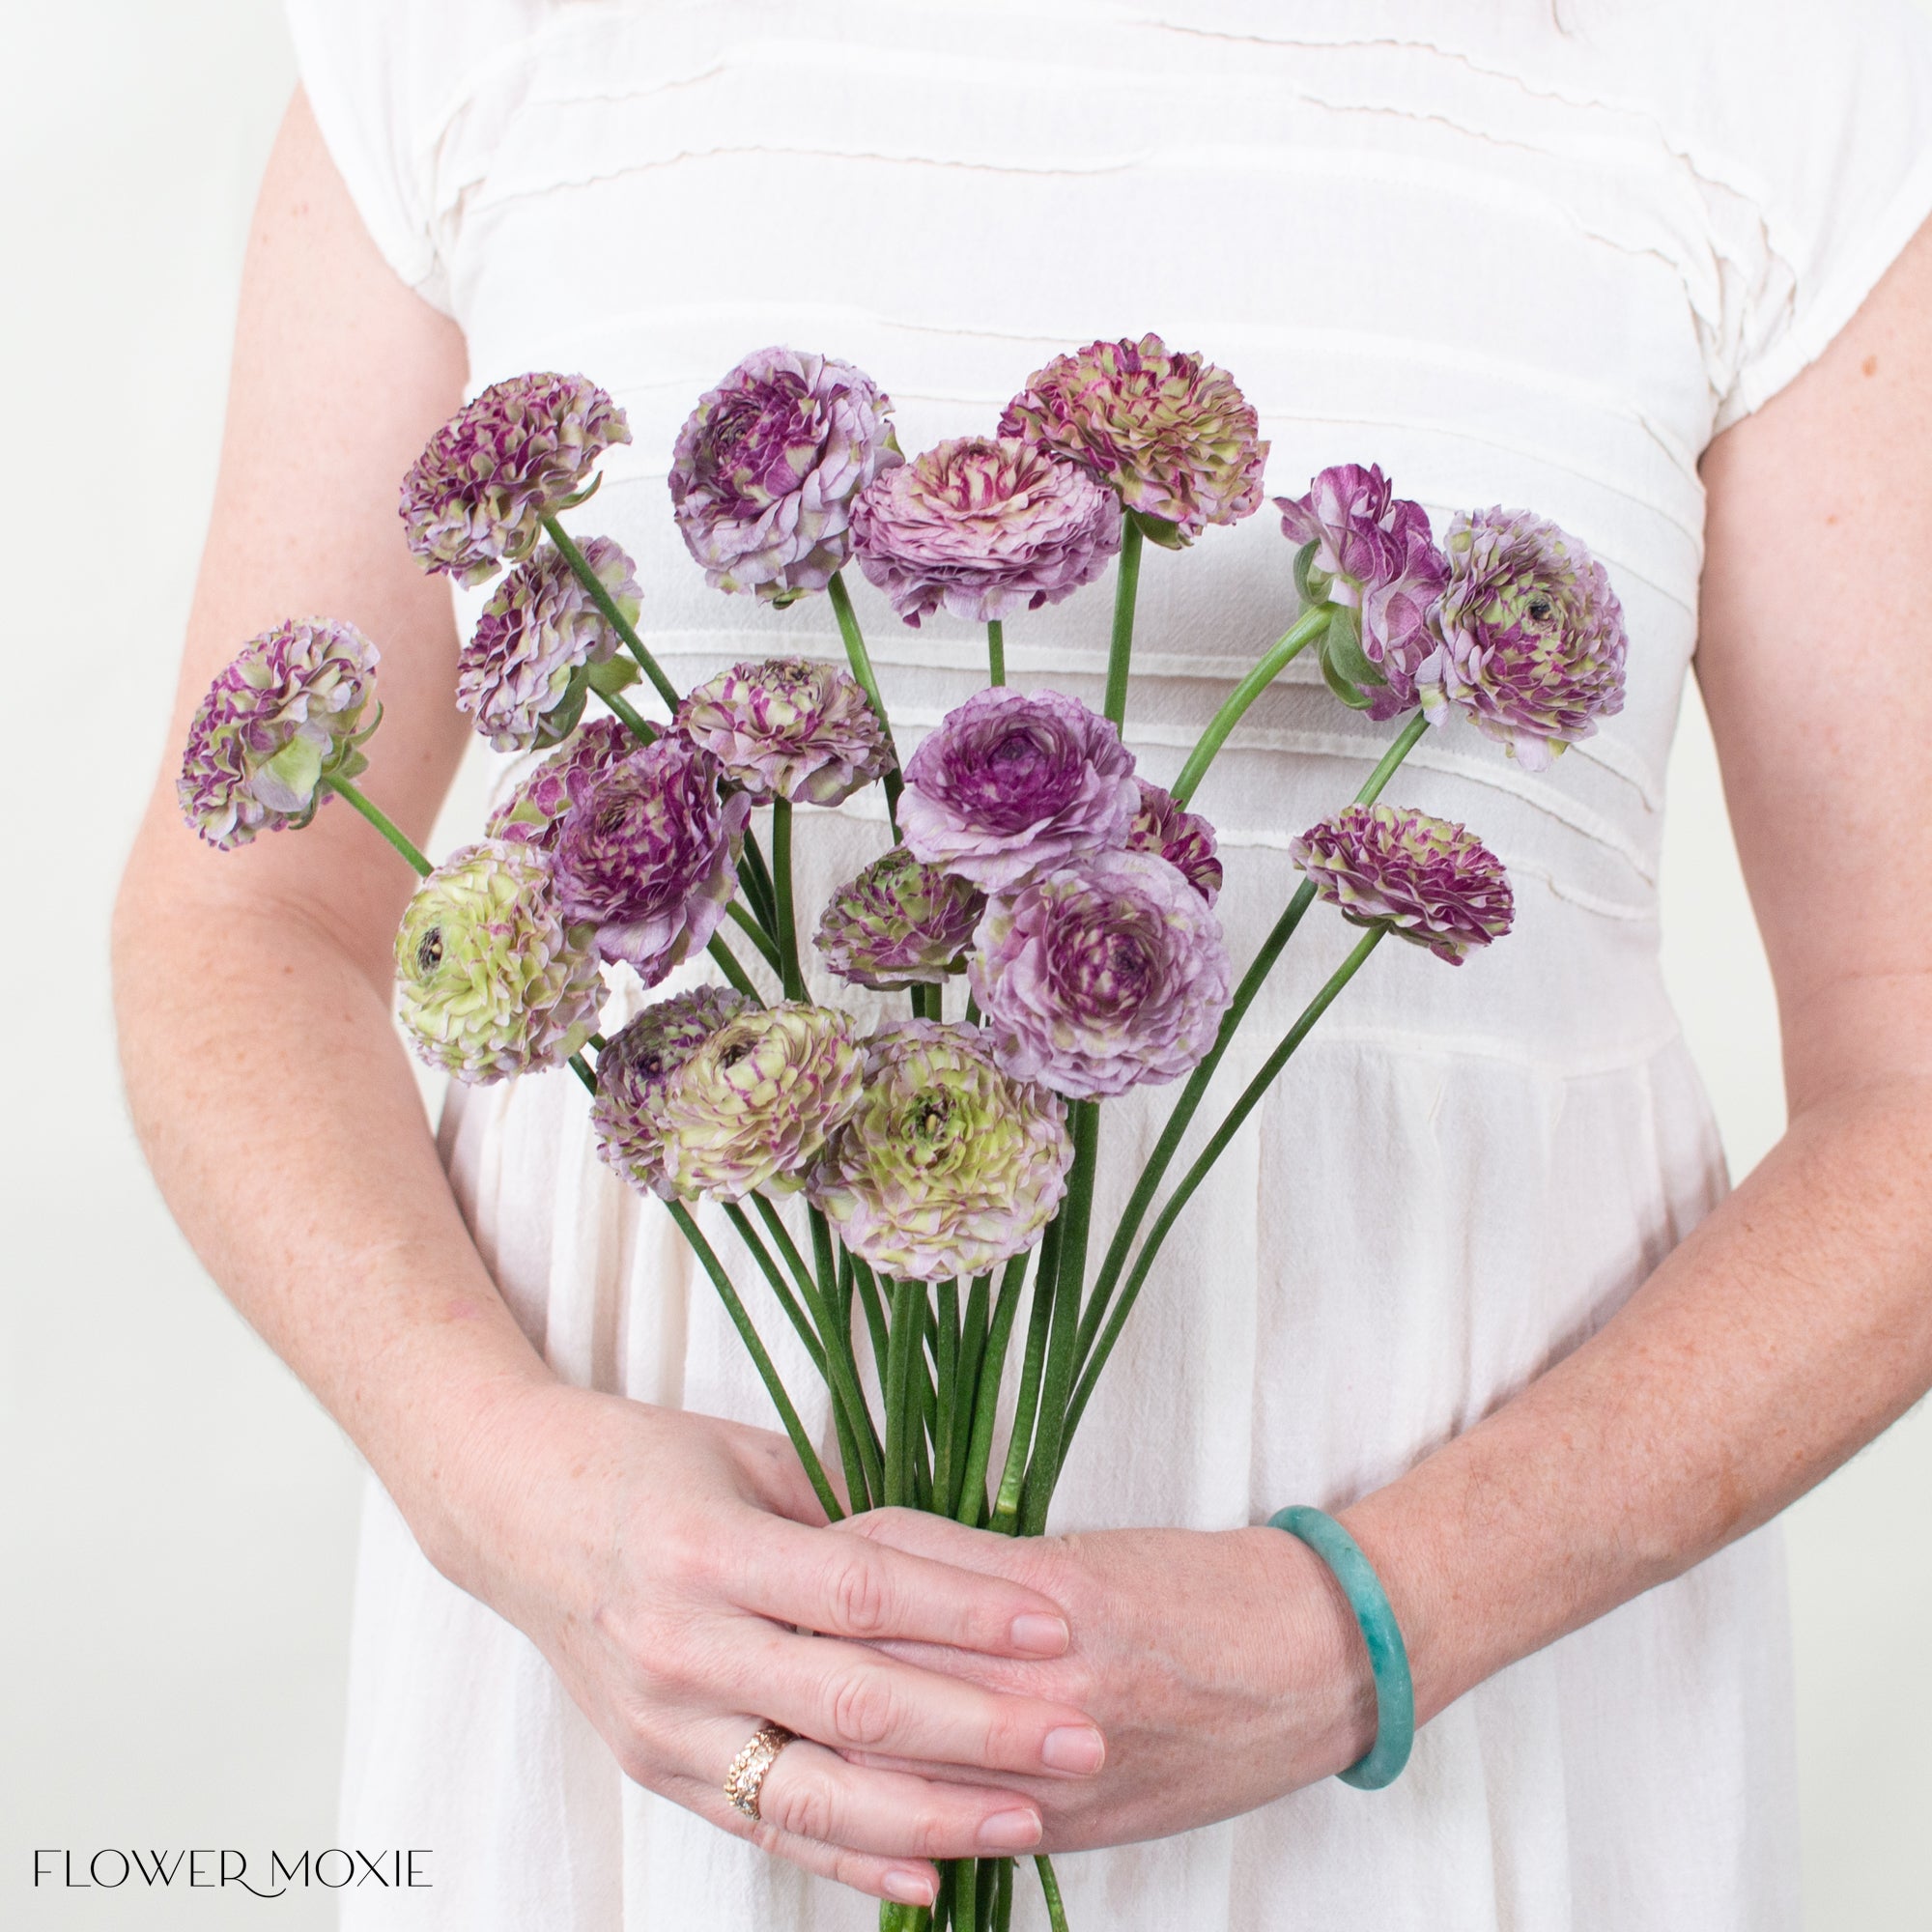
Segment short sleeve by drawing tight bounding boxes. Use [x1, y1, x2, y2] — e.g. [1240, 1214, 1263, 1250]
[1687, 0, 1932, 430]
[285, 0, 457, 314]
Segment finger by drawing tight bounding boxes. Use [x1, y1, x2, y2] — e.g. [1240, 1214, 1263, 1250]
[724, 1511, 1071, 1658]
[839, 1505, 1059, 1585]
[701, 1718, 1045, 1862]
[739, 1629, 1106, 1779]
[665, 1770, 942, 1908]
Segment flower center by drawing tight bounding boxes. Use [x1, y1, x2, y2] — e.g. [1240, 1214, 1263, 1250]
[415, 927, 443, 975]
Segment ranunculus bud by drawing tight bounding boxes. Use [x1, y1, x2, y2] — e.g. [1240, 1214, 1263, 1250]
[900, 688, 1139, 894]
[394, 839, 603, 1082]
[1419, 508, 1627, 770]
[179, 619, 381, 850]
[850, 435, 1122, 625]
[808, 1021, 1073, 1283]
[400, 373, 630, 586]
[668, 347, 900, 603]
[970, 850, 1233, 1099]
[1290, 803, 1514, 964]
[658, 1004, 867, 1201]
[675, 657, 892, 806]
[1000, 333, 1268, 543]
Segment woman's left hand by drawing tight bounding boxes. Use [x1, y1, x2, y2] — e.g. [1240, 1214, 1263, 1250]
[833, 1511, 1377, 1850]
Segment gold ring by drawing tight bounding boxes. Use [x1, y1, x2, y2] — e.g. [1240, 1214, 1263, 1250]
[724, 1720, 797, 1823]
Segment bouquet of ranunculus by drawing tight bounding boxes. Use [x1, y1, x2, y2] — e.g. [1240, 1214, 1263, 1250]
[181, 340, 1624, 1932]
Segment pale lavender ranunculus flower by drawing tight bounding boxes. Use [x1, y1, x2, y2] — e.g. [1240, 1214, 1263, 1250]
[675, 657, 893, 806]
[459, 537, 640, 753]
[1275, 464, 1449, 722]
[178, 618, 381, 850]
[1418, 508, 1628, 771]
[590, 985, 753, 1199]
[487, 717, 637, 856]
[850, 435, 1122, 626]
[899, 687, 1140, 894]
[1290, 802, 1514, 964]
[1000, 333, 1268, 543]
[969, 849, 1233, 1099]
[808, 1020, 1072, 1284]
[551, 736, 751, 984]
[400, 373, 630, 587]
[1125, 780, 1223, 906]
[668, 347, 900, 602]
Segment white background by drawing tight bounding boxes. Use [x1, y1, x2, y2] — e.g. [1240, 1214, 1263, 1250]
[3, 2, 1929, 1925]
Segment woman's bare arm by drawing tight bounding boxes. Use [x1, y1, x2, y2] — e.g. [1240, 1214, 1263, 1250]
[114, 92, 1104, 1909]
[838, 220, 1932, 1850]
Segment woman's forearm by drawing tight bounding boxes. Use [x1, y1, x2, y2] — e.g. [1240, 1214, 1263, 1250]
[1345, 1071, 1932, 1723]
[112, 867, 554, 1577]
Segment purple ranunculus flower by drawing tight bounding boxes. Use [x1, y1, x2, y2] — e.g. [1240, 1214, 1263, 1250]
[393, 839, 604, 1083]
[179, 618, 381, 850]
[1125, 780, 1223, 906]
[1418, 508, 1628, 771]
[999, 333, 1268, 543]
[400, 374, 631, 587]
[459, 537, 641, 753]
[813, 847, 986, 990]
[899, 687, 1140, 894]
[591, 985, 753, 1198]
[668, 347, 900, 603]
[675, 657, 893, 806]
[1290, 803, 1514, 964]
[970, 849, 1234, 1100]
[487, 717, 637, 855]
[808, 1021, 1073, 1284]
[552, 736, 752, 983]
[1275, 464, 1449, 722]
[849, 435, 1122, 625]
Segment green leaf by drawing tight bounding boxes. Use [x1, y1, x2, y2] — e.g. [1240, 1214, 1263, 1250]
[1129, 508, 1189, 550]
[1318, 640, 1375, 711]
[1322, 604, 1386, 691]
[260, 732, 324, 810]
[551, 469, 604, 514]
[583, 654, 639, 697]
[1292, 539, 1325, 608]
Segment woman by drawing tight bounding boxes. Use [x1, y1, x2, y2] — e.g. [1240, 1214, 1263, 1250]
[115, 1, 1932, 1925]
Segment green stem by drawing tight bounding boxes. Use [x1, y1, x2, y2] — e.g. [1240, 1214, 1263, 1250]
[993, 1859, 1013, 1932]
[950, 1856, 979, 1932]
[665, 1199, 841, 1520]
[985, 620, 1007, 687]
[543, 513, 681, 712]
[724, 899, 782, 973]
[1103, 517, 1144, 730]
[1035, 1856, 1069, 1932]
[883, 1277, 916, 1510]
[706, 934, 760, 1002]
[990, 1219, 1061, 1533]
[1071, 707, 1432, 1385]
[850, 1255, 892, 1393]
[722, 1203, 829, 1376]
[1169, 606, 1330, 807]
[1063, 927, 1385, 1454]
[828, 571, 902, 836]
[568, 1052, 596, 1095]
[595, 684, 656, 743]
[321, 775, 432, 876]
[955, 1255, 1027, 1527]
[1017, 1101, 1099, 1536]
[931, 1280, 959, 1515]
[771, 797, 806, 1002]
[740, 826, 779, 932]
[950, 1274, 991, 1518]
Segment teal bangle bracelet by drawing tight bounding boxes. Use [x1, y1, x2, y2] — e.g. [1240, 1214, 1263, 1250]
[1268, 1505, 1415, 1790]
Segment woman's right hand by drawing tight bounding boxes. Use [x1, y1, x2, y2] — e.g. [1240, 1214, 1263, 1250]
[430, 1381, 1106, 1908]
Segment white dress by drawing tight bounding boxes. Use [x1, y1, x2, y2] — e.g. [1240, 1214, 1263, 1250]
[289, 2, 1932, 1925]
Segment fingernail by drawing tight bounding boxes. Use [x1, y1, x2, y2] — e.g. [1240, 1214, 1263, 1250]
[978, 1807, 1043, 1852]
[1040, 1724, 1105, 1774]
[1009, 1612, 1069, 1656]
[883, 1869, 936, 1905]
